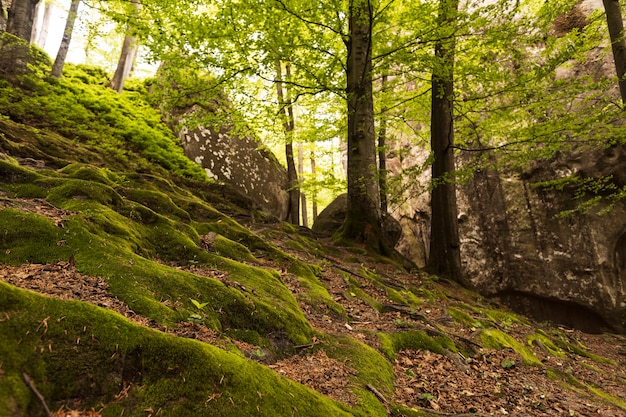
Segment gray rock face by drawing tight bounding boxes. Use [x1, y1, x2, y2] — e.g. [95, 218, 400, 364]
[459, 148, 626, 333]
[179, 119, 289, 221]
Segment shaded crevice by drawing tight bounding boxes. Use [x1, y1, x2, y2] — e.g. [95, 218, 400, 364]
[491, 290, 615, 334]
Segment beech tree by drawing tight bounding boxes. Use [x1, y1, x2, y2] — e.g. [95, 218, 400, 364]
[425, 0, 468, 285]
[275, 59, 300, 225]
[602, 0, 626, 103]
[50, 0, 80, 78]
[341, 0, 384, 250]
[110, 0, 141, 92]
[0, 1, 6, 31]
[6, 0, 40, 41]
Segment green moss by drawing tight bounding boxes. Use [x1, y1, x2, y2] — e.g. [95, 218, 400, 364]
[0, 209, 75, 265]
[479, 329, 542, 366]
[378, 330, 457, 360]
[0, 157, 38, 184]
[212, 234, 258, 263]
[547, 368, 626, 410]
[288, 260, 345, 317]
[456, 303, 527, 327]
[342, 272, 383, 312]
[0, 282, 353, 417]
[47, 179, 124, 208]
[551, 333, 617, 365]
[59, 163, 117, 186]
[526, 331, 566, 358]
[448, 306, 487, 328]
[123, 188, 191, 222]
[322, 334, 393, 417]
[386, 288, 423, 307]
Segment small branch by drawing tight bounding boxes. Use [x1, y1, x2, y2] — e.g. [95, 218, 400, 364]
[365, 383, 388, 404]
[22, 372, 53, 417]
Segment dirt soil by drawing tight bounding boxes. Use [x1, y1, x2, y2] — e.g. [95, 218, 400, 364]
[1, 198, 626, 416]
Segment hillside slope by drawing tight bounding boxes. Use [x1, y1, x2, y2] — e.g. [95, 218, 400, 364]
[0, 49, 625, 416]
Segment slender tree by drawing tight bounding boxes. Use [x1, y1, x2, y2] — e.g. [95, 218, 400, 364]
[275, 59, 300, 225]
[378, 73, 389, 214]
[427, 0, 470, 286]
[34, 0, 52, 47]
[6, 0, 40, 41]
[310, 151, 318, 222]
[50, 0, 80, 78]
[111, 0, 140, 93]
[0, 0, 7, 32]
[298, 141, 308, 227]
[602, 0, 626, 103]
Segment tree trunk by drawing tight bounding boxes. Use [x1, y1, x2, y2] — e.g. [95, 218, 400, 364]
[602, 0, 626, 103]
[111, 0, 140, 93]
[378, 73, 389, 214]
[310, 151, 318, 221]
[29, 0, 41, 43]
[298, 141, 308, 227]
[50, 0, 80, 78]
[275, 59, 300, 225]
[7, 0, 40, 41]
[342, 0, 385, 252]
[35, 1, 52, 48]
[1, 1, 7, 32]
[427, 0, 470, 287]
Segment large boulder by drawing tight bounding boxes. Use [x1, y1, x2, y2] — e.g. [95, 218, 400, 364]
[178, 110, 289, 221]
[313, 193, 403, 247]
[459, 147, 626, 333]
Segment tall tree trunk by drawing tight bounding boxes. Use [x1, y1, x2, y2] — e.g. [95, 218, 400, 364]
[1, 1, 7, 32]
[378, 73, 389, 214]
[275, 59, 300, 225]
[427, 0, 470, 287]
[7, 0, 40, 41]
[602, 0, 626, 103]
[29, 0, 41, 43]
[310, 151, 318, 222]
[35, 1, 52, 48]
[342, 0, 385, 252]
[111, 0, 140, 93]
[50, 0, 80, 78]
[298, 141, 308, 227]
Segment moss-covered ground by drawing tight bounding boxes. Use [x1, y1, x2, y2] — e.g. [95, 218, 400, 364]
[0, 42, 625, 416]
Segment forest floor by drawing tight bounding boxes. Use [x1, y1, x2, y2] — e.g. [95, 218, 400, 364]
[1, 200, 626, 416]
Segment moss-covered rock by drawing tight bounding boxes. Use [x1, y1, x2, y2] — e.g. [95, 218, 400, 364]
[0, 282, 353, 417]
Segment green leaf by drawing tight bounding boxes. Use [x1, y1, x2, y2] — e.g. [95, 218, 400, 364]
[501, 359, 516, 369]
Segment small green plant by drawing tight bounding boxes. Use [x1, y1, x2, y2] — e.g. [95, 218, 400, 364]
[419, 392, 435, 401]
[189, 298, 209, 322]
[501, 359, 516, 369]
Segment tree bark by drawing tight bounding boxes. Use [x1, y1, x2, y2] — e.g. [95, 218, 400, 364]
[35, 1, 52, 48]
[7, 0, 40, 41]
[110, 0, 140, 93]
[50, 0, 80, 78]
[1, 1, 7, 32]
[298, 141, 308, 227]
[342, 0, 385, 252]
[378, 73, 389, 214]
[310, 151, 318, 221]
[427, 0, 470, 287]
[602, 0, 626, 103]
[275, 59, 300, 225]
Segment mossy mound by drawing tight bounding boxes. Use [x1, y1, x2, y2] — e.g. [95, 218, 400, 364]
[0, 282, 352, 417]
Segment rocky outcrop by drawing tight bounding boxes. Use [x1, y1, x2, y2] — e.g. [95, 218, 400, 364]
[459, 147, 626, 333]
[386, 0, 626, 332]
[179, 118, 289, 220]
